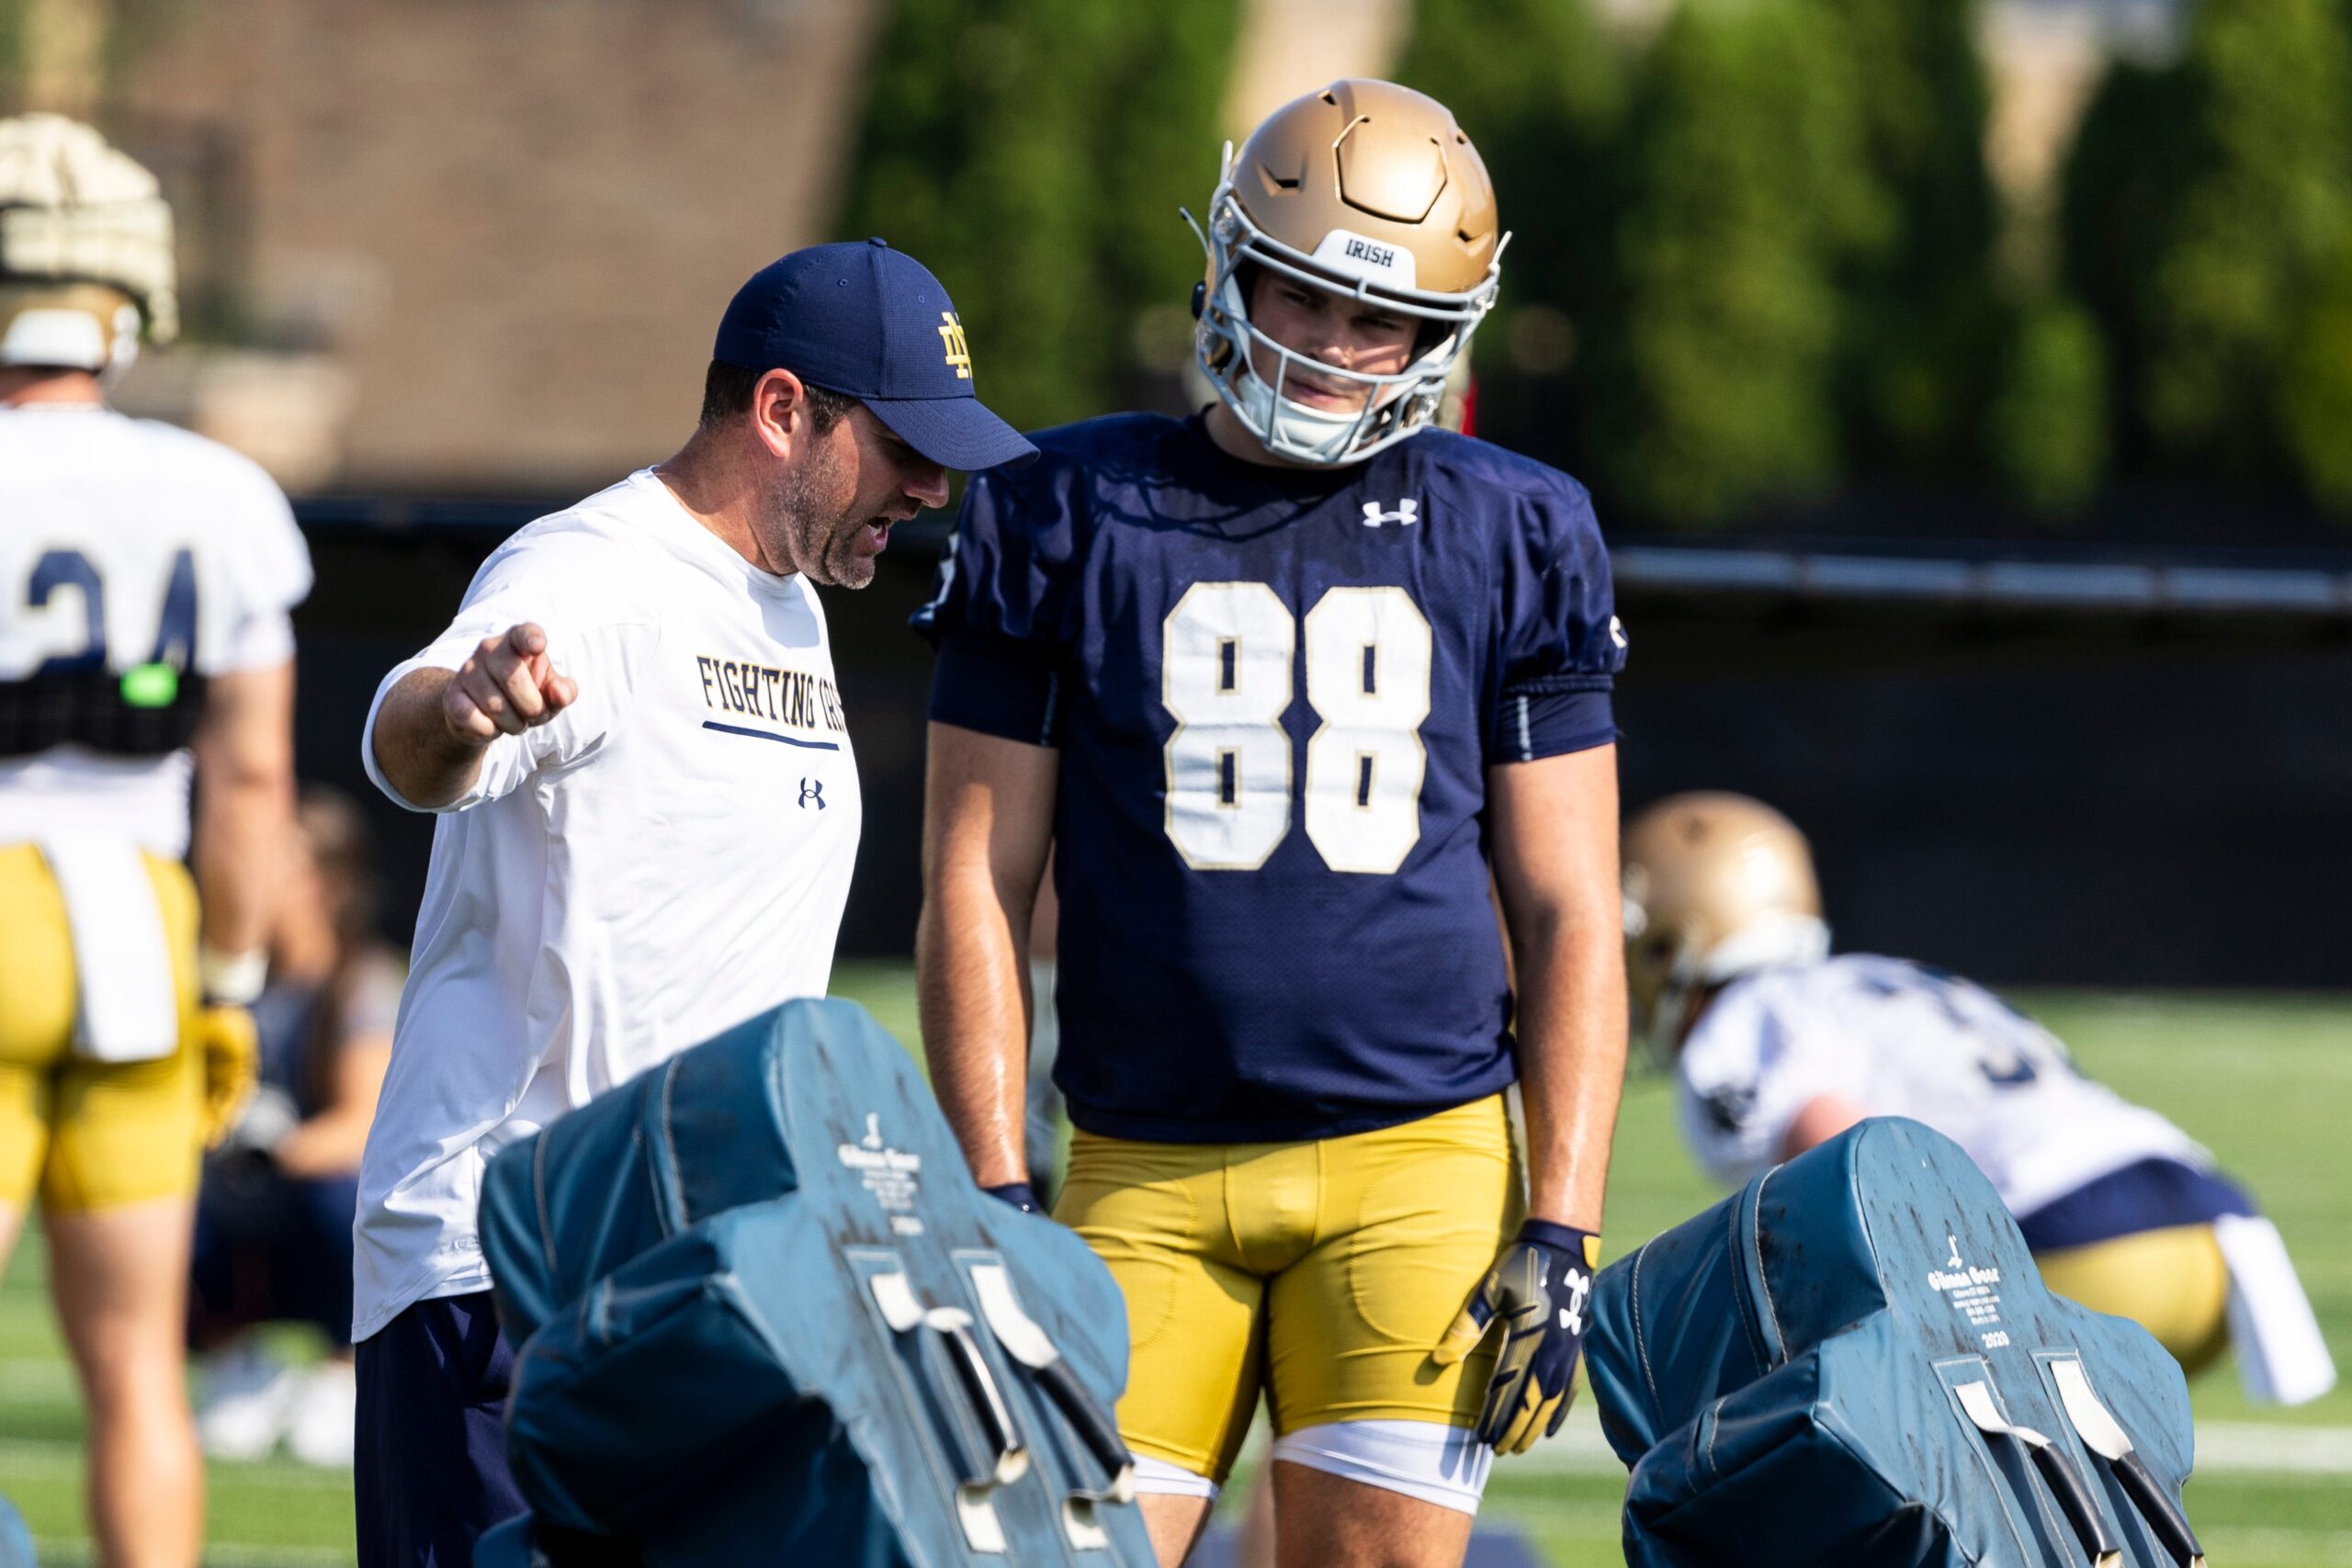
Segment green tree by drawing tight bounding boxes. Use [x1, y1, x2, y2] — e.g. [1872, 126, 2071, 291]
[1984, 296, 2108, 513]
[1586, 0, 1883, 526]
[839, 0, 1234, 434]
[1824, 0, 2003, 473]
[1392, 0, 1627, 361]
[2063, 0, 2352, 488]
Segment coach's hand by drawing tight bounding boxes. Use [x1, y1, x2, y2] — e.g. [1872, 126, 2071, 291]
[1434, 1220, 1600, 1454]
[445, 623, 578, 742]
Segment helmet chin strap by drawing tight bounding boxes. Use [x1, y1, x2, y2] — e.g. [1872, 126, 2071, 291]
[99, 301, 141, 390]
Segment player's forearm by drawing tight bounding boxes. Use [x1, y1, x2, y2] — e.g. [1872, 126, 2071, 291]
[192, 662, 296, 958]
[371, 668, 492, 809]
[1515, 913, 1627, 1231]
[191, 750, 288, 956]
[916, 867, 1035, 1188]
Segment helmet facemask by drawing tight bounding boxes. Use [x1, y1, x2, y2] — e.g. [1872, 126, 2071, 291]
[1186, 142, 1501, 468]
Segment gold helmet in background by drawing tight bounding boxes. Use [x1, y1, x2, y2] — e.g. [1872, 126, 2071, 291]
[1622, 792, 1829, 1060]
[1190, 79, 1504, 466]
[0, 112, 177, 378]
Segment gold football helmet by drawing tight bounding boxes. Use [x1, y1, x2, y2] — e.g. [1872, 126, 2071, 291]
[1622, 792, 1829, 1060]
[1189, 79, 1504, 466]
[0, 113, 177, 377]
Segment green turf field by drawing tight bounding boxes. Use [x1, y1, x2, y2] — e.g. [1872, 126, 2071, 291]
[3, 971, 2346, 1564]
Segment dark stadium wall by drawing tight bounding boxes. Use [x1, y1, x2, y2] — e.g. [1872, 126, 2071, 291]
[294, 522, 2352, 991]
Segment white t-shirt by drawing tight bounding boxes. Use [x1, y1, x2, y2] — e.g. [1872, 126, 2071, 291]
[352, 469, 864, 1341]
[1677, 954, 2206, 1219]
[0, 405, 311, 854]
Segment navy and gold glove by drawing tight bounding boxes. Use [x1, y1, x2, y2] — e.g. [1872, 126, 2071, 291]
[1432, 1220, 1600, 1454]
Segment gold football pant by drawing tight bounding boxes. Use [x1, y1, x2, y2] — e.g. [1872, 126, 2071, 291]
[1055, 1094, 1521, 1483]
[0, 841, 204, 1213]
[2034, 1224, 2233, 1375]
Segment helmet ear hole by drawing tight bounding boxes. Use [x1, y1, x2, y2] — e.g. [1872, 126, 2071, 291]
[1191, 280, 1206, 321]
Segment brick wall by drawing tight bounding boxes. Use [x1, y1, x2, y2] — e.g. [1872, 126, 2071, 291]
[116, 0, 881, 493]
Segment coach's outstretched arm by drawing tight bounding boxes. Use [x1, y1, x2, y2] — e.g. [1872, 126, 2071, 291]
[1490, 743, 1626, 1235]
[370, 623, 578, 809]
[918, 721, 1058, 1194]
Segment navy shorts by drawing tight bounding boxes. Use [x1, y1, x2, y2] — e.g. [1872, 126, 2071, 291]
[2016, 1157, 2256, 1252]
[191, 1169, 358, 1347]
[356, 1292, 526, 1567]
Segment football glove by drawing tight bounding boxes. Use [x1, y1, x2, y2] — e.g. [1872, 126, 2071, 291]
[1433, 1220, 1600, 1454]
[194, 1002, 260, 1150]
[983, 1181, 1042, 1214]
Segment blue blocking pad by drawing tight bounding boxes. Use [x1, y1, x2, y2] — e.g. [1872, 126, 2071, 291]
[1585, 1117, 2202, 1568]
[476, 998, 1154, 1567]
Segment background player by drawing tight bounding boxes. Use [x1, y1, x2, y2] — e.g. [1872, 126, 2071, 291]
[1623, 790, 2336, 1406]
[0, 114, 311, 1567]
[917, 81, 1627, 1568]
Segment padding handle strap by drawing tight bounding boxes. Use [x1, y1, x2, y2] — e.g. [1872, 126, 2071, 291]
[931, 1310, 1028, 1487]
[2109, 1450, 2207, 1568]
[1034, 1358, 1136, 1497]
[2029, 1442, 2122, 1568]
[1955, 1381, 2119, 1568]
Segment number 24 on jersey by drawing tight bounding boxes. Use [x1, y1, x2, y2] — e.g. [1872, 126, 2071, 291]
[1161, 581, 1432, 875]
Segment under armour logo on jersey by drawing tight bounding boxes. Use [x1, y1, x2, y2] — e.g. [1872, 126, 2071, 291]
[798, 778, 827, 809]
[1361, 500, 1419, 527]
[937, 311, 972, 379]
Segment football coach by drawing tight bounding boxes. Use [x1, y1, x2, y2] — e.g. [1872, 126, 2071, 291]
[351, 241, 1034, 1567]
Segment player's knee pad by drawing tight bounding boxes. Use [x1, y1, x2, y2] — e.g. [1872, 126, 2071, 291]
[1268, 1418, 1492, 1515]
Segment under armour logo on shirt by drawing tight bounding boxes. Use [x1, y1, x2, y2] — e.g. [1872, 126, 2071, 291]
[1361, 500, 1419, 527]
[799, 778, 827, 809]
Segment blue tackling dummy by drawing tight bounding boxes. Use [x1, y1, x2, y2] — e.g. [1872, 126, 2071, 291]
[469, 998, 1153, 1567]
[1586, 1117, 2207, 1568]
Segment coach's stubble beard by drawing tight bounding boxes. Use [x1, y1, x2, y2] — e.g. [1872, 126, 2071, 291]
[768, 431, 876, 591]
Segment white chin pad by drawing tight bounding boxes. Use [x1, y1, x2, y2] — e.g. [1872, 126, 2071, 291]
[1130, 1453, 1220, 1501]
[1269, 1419, 1493, 1516]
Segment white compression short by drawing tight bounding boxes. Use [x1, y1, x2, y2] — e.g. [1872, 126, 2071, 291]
[1129, 1421, 1494, 1516]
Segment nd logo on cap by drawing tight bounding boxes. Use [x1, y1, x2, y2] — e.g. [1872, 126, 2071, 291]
[710, 239, 1034, 471]
[938, 312, 971, 379]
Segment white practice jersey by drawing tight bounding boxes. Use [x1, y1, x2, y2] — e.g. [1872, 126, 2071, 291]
[0, 405, 311, 853]
[353, 469, 864, 1341]
[1677, 954, 2207, 1219]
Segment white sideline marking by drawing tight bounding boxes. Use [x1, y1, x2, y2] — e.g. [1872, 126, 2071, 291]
[1504, 1409, 2352, 1479]
[2196, 1421, 2352, 1474]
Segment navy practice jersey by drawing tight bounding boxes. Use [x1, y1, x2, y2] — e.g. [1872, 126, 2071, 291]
[914, 412, 1624, 1143]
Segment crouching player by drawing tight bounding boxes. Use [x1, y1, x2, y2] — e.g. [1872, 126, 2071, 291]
[917, 81, 1629, 1568]
[1623, 791, 2336, 1405]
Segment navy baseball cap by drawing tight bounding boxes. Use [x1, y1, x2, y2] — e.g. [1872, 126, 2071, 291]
[714, 239, 1036, 471]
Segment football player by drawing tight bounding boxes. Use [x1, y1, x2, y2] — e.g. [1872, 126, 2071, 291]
[0, 115, 311, 1563]
[1623, 791, 2336, 1406]
[916, 81, 1628, 1567]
